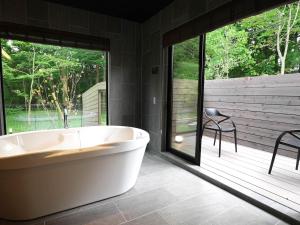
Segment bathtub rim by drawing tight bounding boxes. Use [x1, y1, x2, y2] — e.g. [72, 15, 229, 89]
[0, 126, 150, 170]
[0, 125, 140, 141]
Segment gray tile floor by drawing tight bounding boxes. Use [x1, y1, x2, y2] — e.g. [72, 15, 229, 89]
[0, 153, 289, 225]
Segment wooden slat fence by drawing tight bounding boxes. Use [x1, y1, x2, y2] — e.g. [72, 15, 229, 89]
[82, 82, 106, 126]
[173, 74, 300, 158]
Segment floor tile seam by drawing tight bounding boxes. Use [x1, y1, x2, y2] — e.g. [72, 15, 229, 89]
[117, 192, 206, 224]
[113, 202, 128, 224]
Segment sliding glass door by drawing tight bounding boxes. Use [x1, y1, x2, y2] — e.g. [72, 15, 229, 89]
[167, 36, 204, 163]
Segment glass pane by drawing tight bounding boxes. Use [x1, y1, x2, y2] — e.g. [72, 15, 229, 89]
[171, 36, 199, 157]
[202, 1, 300, 159]
[1, 39, 107, 134]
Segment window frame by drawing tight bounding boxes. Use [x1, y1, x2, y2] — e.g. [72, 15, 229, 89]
[0, 35, 109, 135]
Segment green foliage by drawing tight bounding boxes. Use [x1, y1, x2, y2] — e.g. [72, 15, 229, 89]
[206, 25, 255, 79]
[174, 61, 199, 79]
[173, 1, 300, 80]
[1, 40, 106, 107]
[173, 36, 199, 80]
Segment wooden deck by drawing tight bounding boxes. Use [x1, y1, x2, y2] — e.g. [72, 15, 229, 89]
[172, 135, 300, 215]
[173, 74, 300, 158]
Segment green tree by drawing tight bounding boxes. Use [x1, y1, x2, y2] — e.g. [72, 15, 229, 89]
[2, 39, 105, 125]
[173, 37, 199, 80]
[206, 25, 254, 79]
[239, 0, 300, 75]
[276, 1, 300, 74]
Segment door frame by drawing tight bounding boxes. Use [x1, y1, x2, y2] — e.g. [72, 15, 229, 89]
[0, 40, 6, 135]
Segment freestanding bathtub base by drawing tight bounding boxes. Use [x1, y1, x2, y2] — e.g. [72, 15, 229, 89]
[0, 126, 149, 220]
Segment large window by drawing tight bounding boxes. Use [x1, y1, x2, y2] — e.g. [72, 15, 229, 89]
[1, 39, 107, 133]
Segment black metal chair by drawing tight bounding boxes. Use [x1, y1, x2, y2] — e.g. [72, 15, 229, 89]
[201, 108, 237, 157]
[268, 130, 300, 174]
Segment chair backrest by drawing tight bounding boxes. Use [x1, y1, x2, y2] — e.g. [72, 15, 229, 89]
[205, 108, 222, 117]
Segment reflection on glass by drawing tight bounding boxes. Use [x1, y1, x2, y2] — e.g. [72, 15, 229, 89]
[171, 36, 199, 157]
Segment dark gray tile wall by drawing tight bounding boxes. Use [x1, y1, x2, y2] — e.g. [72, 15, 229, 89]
[140, 0, 231, 153]
[0, 0, 142, 130]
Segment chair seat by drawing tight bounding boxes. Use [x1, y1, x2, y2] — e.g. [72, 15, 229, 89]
[280, 137, 300, 149]
[202, 108, 238, 157]
[205, 125, 235, 132]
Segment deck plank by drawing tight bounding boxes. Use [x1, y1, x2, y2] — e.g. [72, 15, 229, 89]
[200, 163, 300, 212]
[201, 152, 300, 194]
[201, 140, 300, 184]
[172, 135, 300, 213]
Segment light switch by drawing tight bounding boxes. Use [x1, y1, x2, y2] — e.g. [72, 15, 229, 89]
[153, 97, 156, 104]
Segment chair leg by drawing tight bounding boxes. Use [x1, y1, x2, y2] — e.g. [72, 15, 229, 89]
[200, 127, 205, 141]
[213, 131, 217, 146]
[269, 141, 280, 174]
[234, 130, 237, 153]
[219, 131, 222, 157]
[296, 149, 300, 170]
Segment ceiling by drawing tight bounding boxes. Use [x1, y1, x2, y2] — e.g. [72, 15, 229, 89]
[45, 0, 174, 23]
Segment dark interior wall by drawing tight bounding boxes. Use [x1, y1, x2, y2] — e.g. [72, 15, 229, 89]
[141, 0, 232, 153]
[0, 0, 142, 133]
[140, 0, 292, 153]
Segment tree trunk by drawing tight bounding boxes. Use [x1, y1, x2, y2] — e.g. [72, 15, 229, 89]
[223, 27, 230, 79]
[280, 56, 286, 74]
[276, 1, 300, 75]
[22, 80, 27, 111]
[60, 67, 70, 109]
[52, 92, 63, 120]
[27, 47, 36, 124]
[96, 64, 99, 83]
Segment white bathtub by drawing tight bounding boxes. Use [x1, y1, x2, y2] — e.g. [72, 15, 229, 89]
[0, 126, 149, 220]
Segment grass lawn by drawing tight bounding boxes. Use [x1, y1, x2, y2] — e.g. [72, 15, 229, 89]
[6, 109, 107, 133]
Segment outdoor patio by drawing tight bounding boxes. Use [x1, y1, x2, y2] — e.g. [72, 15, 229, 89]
[172, 135, 300, 216]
